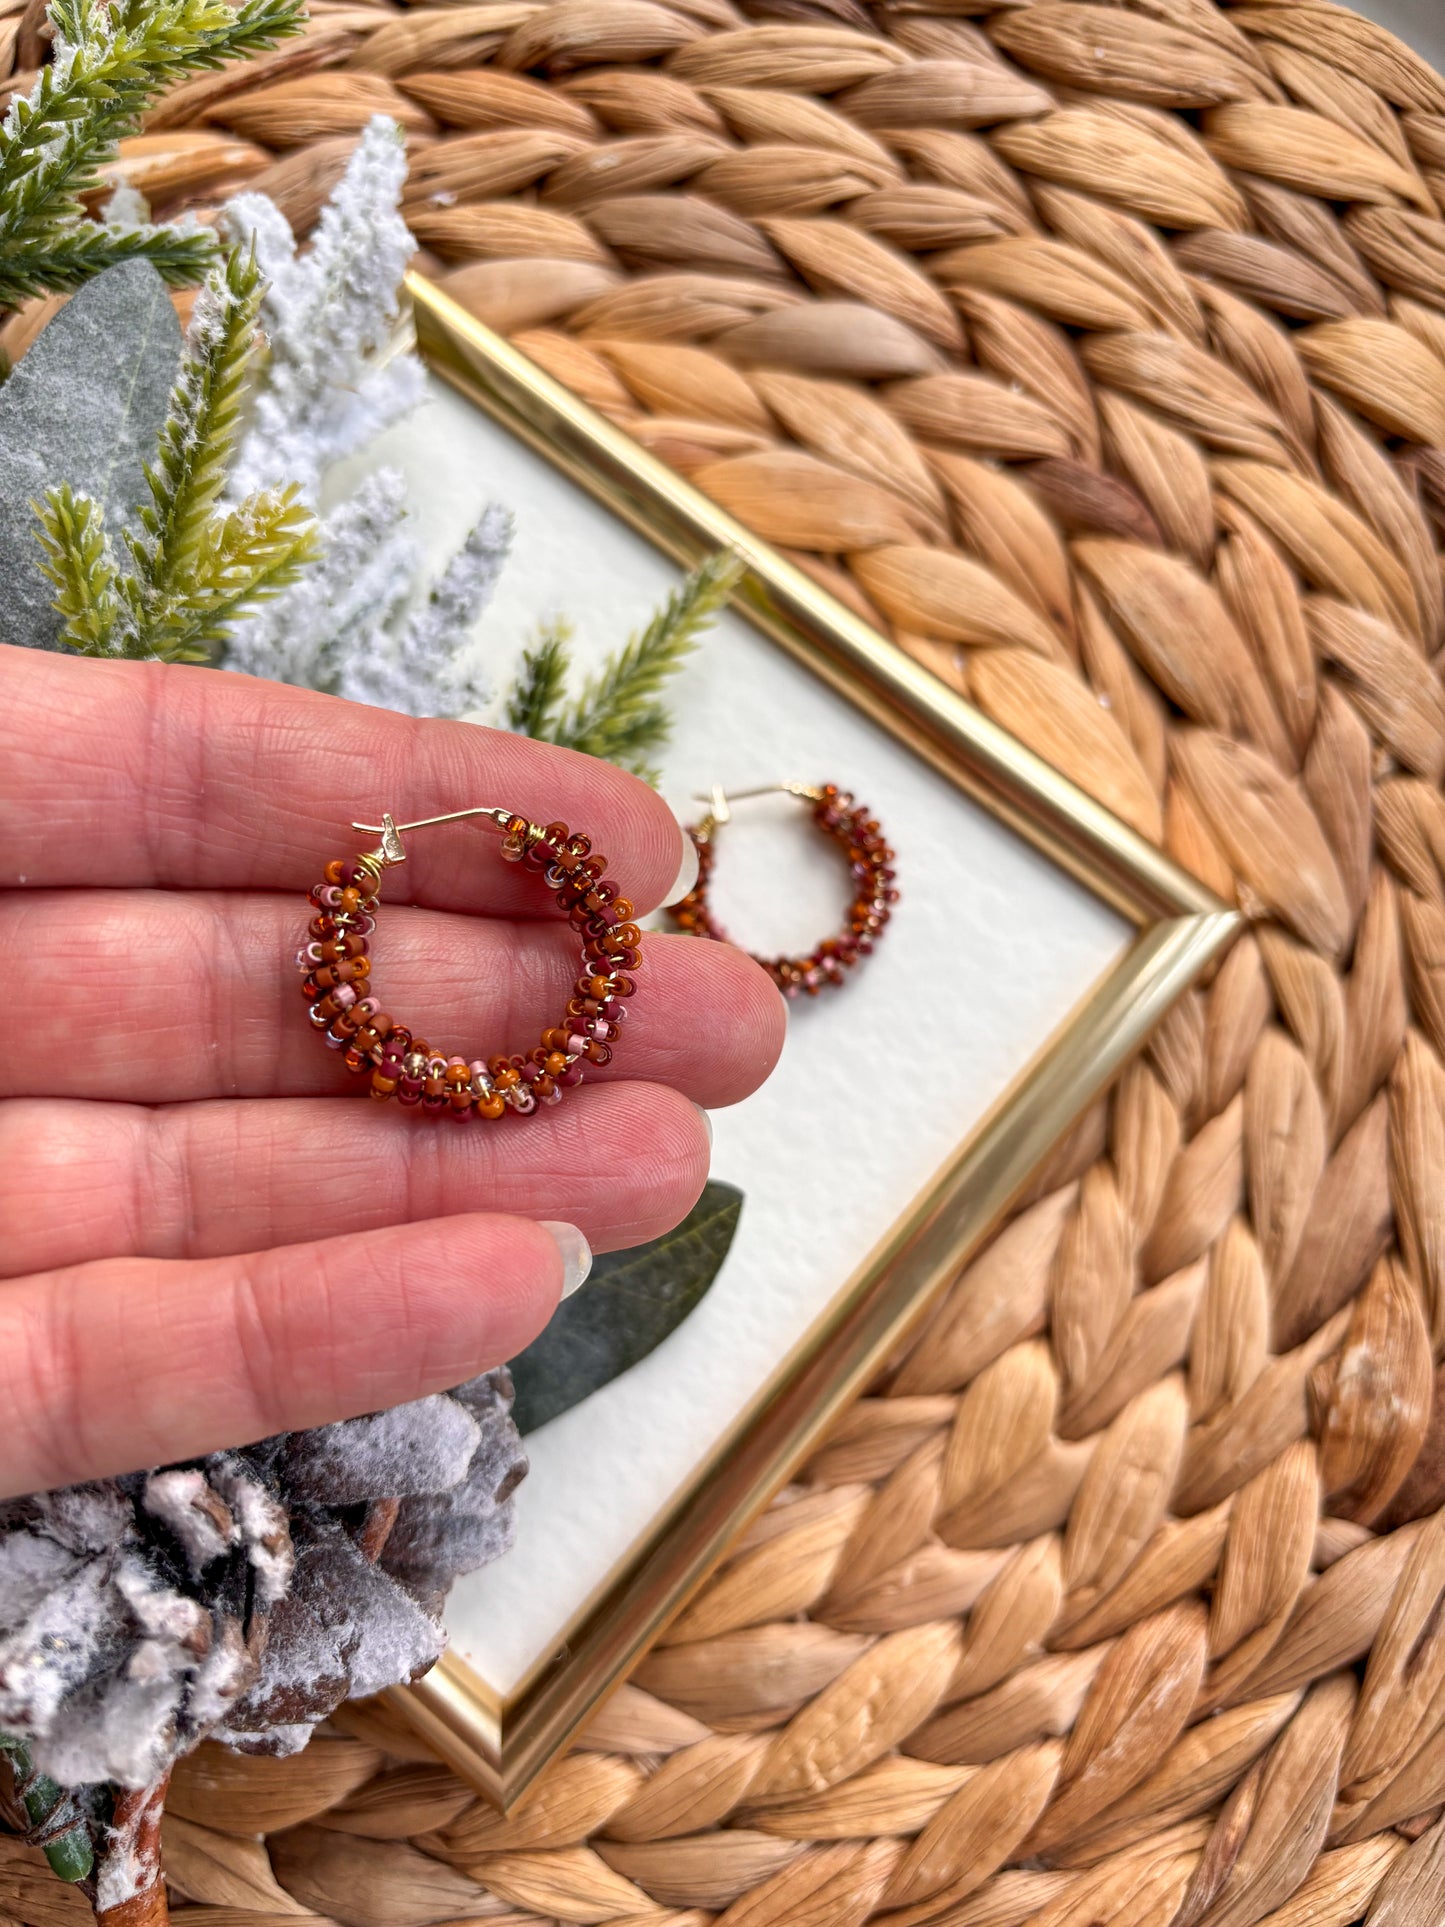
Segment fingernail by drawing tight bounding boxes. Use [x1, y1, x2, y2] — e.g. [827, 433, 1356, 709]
[541, 1221, 593, 1299]
[694, 1102, 713, 1149]
[668, 826, 700, 907]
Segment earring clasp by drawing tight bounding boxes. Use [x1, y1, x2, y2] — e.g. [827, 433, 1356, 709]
[689, 781, 823, 841]
[349, 805, 516, 867]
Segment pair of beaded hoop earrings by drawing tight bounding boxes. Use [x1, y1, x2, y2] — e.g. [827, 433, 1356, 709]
[299, 781, 896, 1120]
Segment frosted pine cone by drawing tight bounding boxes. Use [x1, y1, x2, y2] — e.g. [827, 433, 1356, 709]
[0, 1375, 525, 1790]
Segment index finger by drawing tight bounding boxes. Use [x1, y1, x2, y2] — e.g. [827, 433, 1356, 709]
[1, 646, 689, 915]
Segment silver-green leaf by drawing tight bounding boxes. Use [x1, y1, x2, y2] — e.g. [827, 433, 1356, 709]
[510, 1181, 743, 1434]
[0, 260, 182, 650]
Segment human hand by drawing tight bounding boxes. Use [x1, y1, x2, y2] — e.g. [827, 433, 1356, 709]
[0, 645, 785, 1499]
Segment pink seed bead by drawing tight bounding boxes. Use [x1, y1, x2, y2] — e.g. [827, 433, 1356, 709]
[318, 885, 342, 908]
[332, 983, 357, 1011]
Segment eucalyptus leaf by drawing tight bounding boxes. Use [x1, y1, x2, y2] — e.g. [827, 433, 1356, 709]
[0, 260, 183, 650]
[511, 1181, 743, 1433]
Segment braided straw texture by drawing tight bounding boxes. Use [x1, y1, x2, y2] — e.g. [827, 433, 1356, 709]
[14, 0, 1445, 1920]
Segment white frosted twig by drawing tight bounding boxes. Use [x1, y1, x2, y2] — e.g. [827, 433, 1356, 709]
[335, 504, 513, 716]
[225, 468, 417, 689]
[224, 115, 418, 501]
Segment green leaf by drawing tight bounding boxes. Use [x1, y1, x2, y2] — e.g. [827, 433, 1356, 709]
[510, 1181, 742, 1433]
[0, 258, 181, 650]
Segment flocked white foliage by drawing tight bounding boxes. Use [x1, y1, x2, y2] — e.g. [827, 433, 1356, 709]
[221, 115, 511, 716]
[222, 467, 419, 688]
[224, 116, 422, 502]
[335, 502, 512, 716]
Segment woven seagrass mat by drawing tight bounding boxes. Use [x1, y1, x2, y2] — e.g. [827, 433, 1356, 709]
[15, 0, 1445, 1921]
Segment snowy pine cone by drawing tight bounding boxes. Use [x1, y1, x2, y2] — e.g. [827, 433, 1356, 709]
[0, 1375, 525, 1789]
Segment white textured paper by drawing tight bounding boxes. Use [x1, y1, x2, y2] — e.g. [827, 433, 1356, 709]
[340, 377, 1128, 1692]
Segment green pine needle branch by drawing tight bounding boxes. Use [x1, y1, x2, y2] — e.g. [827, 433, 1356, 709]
[35, 248, 319, 663]
[133, 245, 265, 602]
[522, 551, 744, 781]
[505, 616, 572, 741]
[0, 0, 306, 309]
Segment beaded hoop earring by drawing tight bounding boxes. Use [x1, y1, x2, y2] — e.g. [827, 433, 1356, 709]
[300, 807, 641, 1117]
[668, 782, 897, 998]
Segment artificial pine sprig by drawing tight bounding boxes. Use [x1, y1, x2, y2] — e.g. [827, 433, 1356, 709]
[35, 250, 320, 662]
[131, 247, 266, 604]
[33, 484, 123, 653]
[506, 617, 572, 741]
[0, 0, 305, 308]
[528, 551, 744, 779]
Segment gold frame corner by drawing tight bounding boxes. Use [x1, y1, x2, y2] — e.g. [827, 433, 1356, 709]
[387, 272, 1240, 1810]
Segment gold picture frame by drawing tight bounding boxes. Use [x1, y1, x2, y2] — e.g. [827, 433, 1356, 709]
[387, 272, 1240, 1810]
